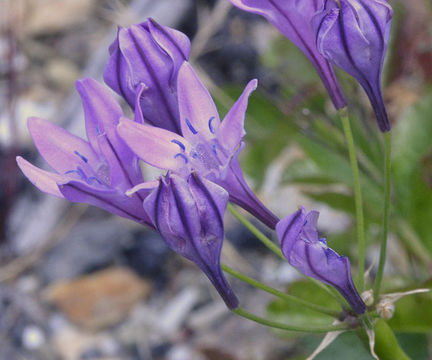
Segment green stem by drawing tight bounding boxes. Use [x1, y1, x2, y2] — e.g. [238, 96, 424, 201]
[340, 108, 366, 292]
[227, 203, 285, 260]
[227, 203, 344, 304]
[374, 132, 392, 300]
[395, 220, 432, 269]
[222, 263, 341, 317]
[373, 319, 411, 360]
[233, 307, 349, 333]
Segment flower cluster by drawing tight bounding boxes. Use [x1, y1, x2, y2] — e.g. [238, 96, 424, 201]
[230, 0, 393, 131]
[18, 17, 366, 313]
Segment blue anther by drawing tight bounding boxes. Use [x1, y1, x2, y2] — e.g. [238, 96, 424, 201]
[208, 116, 216, 134]
[171, 139, 185, 152]
[185, 118, 198, 134]
[65, 167, 87, 181]
[87, 176, 103, 185]
[76, 166, 87, 180]
[95, 124, 102, 135]
[212, 143, 217, 154]
[174, 153, 188, 163]
[74, 150, 88, 163]
[65, 169, 79, 176]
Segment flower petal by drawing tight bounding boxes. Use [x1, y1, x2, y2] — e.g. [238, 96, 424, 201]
[116, 23, 182, 133]
[27, 117, 99, 174]
[75, 78, 123, 152]
[218, 79, 257, 153]
[117, 117, 192, 171]
[177, 62, 220, 142]
[219, 158, 279, 229]
[276, 208, 366, 314]
[147, 18, 190, 81]
[143, 173, 238, 308]
[16, 156, 65, 198]
[59, 179, 152, 225]
[229, 0, 346, 109]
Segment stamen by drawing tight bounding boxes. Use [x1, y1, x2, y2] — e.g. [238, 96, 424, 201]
[126, 180, 159, 197]
[65, 170, 79, 175]
[87, 176, 103, 185]
[76, 166, 86, 180]
[174, 153, 189, 163]
[212, 143, 217, 154]
[65, 167, 87, 181]
[74, 150, 88, 163]
[185, 118, 198, 134]
[208, 116, 216, 134]
[171, 139, 185, 152]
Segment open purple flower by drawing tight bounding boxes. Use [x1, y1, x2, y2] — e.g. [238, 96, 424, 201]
[17, 78, 156, 226]
[104, 18, 190, 134]
[229, 0, 346, 109]
[313, 0, 393, 132]
[276, 207, 366, 314]
[144, 172, 239, 309]
[117, 62, 279, 229]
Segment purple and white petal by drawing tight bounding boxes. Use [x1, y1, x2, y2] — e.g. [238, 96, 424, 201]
[16, 156, 65, 198]
[177, 62, 221, 142]
[117, 117, 192, 171]
[218, 79, 257, 153]
[276, 207, 366, 314]
[27, 117, 99, 174]
[147, 18, 190, 80]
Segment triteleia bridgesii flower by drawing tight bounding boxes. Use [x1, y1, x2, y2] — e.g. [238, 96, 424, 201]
[313, 0, 393, 132]
[104, 18, 190, 134]
[229, 0, 347, 109]
[118, 62, 279, 229]
[143, 172, 239, 309]
[17, 78, 157, 225]
[276, 207, 366, 314]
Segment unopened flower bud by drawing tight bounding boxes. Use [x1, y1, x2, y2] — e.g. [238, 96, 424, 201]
[313, 0, 393, 131]
[276, 207, 366, 314]
[361, 289, 374, 307]
[104, 18, 190, 133]
[144, 172, 239, 309]
[377, 301, 395, 320]
[229, 0, 346, 109]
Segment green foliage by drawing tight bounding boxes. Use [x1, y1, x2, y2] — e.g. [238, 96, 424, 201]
[373, 320, 411, 360]
[216, 85, 295, 186]
[301, 332, 375, 360]
[267, 280, 339, 337]
[387, 287, 432, 333]
[392, 90, 432, 254]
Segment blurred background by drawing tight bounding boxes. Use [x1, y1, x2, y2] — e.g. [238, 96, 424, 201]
[1, 0, 432, 359]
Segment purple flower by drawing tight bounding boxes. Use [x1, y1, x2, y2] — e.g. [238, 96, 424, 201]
[17, 78, 156, 226]
[144, 172, 239, 309]
[229, 0, 346, 109]
[104, 18, 190, 134]
[276, 207, 366, 314]
[313, 0, 393, 132]
[117, 62, 279, 229]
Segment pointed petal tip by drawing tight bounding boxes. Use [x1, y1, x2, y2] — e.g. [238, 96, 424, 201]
[75, 77, 96, 90]
[117, 116, 132, 129]
[248, 78, 258, 90]
[27, 116, 47, 132]
[16, 156, 65, 198]
[16, 155, 25, 167]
